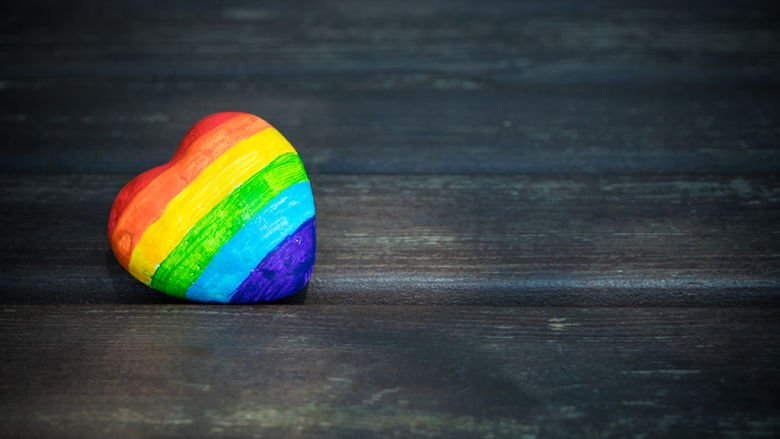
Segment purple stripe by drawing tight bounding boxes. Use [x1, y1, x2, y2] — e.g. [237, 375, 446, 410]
[229, 217, 316, 303]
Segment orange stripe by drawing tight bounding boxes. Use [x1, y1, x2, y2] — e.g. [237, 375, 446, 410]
[108, 113, 242, 238]
[109, 113, 271, 269]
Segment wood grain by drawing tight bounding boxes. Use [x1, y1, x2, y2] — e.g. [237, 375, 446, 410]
[1, 1, 779, 174]
[1, 173, 777, 305]
[1, 1, 779, 437]
[2, 81, 779, 174]
[1, 305, 778, 438]
[2, 0, 778, 81]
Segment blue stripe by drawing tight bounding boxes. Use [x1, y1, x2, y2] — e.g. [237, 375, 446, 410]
[185, 181, 315, 303]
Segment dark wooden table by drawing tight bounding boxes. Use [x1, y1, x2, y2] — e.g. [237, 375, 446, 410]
[2, 1, 779, 437]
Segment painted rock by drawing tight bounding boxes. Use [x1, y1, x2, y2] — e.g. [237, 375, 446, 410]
[108, 112, 315, 303]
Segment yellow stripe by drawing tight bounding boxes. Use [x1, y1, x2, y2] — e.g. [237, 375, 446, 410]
[127, 128, 297, 285]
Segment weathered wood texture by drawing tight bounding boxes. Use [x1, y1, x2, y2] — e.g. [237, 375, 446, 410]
[3, 82, 780, 175]
[1, 0, 780, 437]
[2, 0, 778, 81]
[1, 305, 779, 439]
[1, 0, 779, 174]
[1, 173, 778, 305]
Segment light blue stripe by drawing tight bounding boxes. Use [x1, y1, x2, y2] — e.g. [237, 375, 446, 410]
[185, 181, 315, 303]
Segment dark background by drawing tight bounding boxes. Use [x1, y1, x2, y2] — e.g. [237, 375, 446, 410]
[1, 0, 779, 437]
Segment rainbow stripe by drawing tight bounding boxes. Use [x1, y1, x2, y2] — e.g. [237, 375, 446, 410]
[108, 112, 316, 303]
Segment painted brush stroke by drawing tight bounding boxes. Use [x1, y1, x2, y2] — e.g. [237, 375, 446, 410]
[108, 112, 316, 303]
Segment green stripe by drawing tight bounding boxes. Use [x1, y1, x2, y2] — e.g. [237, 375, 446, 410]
[151, 152, 308, 297]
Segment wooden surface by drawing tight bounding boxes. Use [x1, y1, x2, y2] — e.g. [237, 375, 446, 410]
[2, 306, 779, 438]
[1, 0, 779, 437]
[2, 173, 779, 306]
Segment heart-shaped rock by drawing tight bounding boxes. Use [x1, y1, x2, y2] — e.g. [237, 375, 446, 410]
[108, 112, 315, 303]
